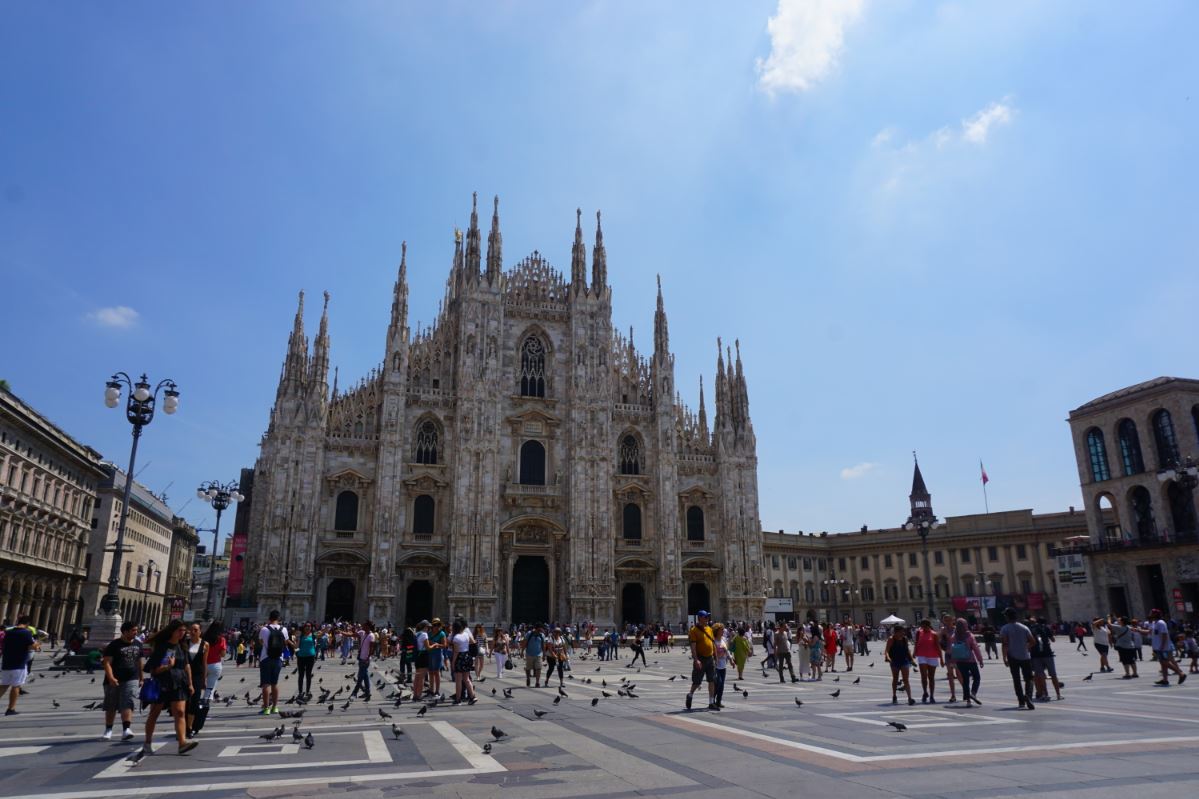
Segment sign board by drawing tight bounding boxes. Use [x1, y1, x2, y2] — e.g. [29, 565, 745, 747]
[765, 598, 794, 613]
[169, 597, 186, 620]
[1172, 588, 1184, 600]
[1057, 553, 1088, 585]
[182, 610, 196, 622]
[1174, 601, 1186, 613]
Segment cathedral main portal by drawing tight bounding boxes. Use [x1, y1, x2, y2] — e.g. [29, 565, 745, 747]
[511, 556, 550, 624]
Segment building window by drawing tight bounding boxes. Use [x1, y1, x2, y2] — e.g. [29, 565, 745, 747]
[934, 550, 944, 565]
[860, 584, 875, 601]
[519, 335, 547, 397]
[991, 577, 1004, 594]
[1016, 543, 1027, 559]
[860, 556, 869, 569]
[987, 546, 998, 562]
[519, 440, 546, 485]
[805, 586, 815, 603]
[414, 420, 439, 464]
[413, 495, 435, 536]
[884, 554, 893, 568]
[1152, 409, 1180, 468]
[334, 491, 359, 532]
[817, 558, 826, 570]
[908, 552, 917, 568]
[1086, 427, 1111, 482]
[838, 557, 847, 571]
[964, 578, 975, 595]
[686, 506, 705, 541]
[1020, 578, 1033, 594]
[820, 588, 829, 602]
[803, 557, 812, 570]
[618, 435, 642, 475]
[787, 556, 797, 570]
[1117, 419, 1145, 476]
[960, 549, 971, 564]
[623, 501, 642, 537]
[771, 555, 780, 569]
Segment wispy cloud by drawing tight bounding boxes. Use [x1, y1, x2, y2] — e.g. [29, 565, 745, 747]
[961, 99, 1014, 144]
[757, 0, 865, 95]
[840, 462, 876, 480]
[86, 305, 139, 329]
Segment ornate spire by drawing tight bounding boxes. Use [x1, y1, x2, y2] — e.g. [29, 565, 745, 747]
[465, 191, 482, 277]
[698, 374, 709, 437]
[389, 242, 409, 332]
[452, 227, 464, 295]
[279, 289, 309, 394]
[309, 290, 331, 389]
[331, 366, 339, 398]
[909, 452, 935, 522]
[714, 337, 727, 428]
[591, 209, 607, 290]
[570, 207, 587, 289]
[653, 274, 669, 356]
[486, 195, 502, 281]
[734, 338, 749, 428]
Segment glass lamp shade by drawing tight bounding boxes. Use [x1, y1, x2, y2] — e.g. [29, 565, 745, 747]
[163, 394, 179, 414]
[207, 488, 219, 499]
[105, 396, 120, 408]
[903, 523, 914, 531]
[133, 386, 151, 402]
[104, 385, 121, 402]
[196, 489, 208, 500]
[234, 492, 246, 502]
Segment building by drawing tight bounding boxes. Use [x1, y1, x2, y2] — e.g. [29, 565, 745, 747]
[242, 196, 764, 626]
[1061, 377, 1199, 621]
[0, 387, 105, 635]
[165, 517, 198, 624]
[761, 460, 1087, 626]
[81, 464, 176, 630]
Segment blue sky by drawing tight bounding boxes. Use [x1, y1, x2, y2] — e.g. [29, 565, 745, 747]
[2, 2, 1196, 546]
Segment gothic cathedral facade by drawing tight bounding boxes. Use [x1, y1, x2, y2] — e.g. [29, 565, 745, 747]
[242, 196, 765, 627]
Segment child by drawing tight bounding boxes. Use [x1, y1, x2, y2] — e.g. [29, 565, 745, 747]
[1181, 632, 1198, 674]
[235, 640, 247, 667]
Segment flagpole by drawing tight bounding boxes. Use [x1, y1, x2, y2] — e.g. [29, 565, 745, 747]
[983, 480, 990, 514]
[980, 459, 990, 514]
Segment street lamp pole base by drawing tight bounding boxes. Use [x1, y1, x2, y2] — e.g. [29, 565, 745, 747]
[87, 608, 123, 647]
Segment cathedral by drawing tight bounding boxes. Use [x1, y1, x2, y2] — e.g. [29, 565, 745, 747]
[242, 195, 765, 627]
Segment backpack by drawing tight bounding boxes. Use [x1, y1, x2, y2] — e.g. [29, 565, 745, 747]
[950, 640, 971, 661]
[266, 625, 285, 659]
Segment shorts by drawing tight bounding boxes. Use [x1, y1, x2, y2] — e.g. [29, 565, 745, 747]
[1154, 649, 1176, 662]
[453, 652, 473, 674]
[916, 656, 940, 667]
[525, 655, 542, 674]
[415, 650, 430, 670]
[1031, 656, 1057, 677]
[1117, 647, 1137, 665]
[1095, 643, 1109, 655]
[0, 668, 28, 687]
[259, 656, 283, 687]
[691, 654, 716, 686]
[890, 660, 911, 672]
[103, 679, 138, 712]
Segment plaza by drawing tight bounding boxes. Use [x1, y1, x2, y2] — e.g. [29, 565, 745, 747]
[3, 643, 1197, 799]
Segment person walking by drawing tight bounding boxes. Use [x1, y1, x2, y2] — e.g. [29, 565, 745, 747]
[101, 621, 142, 741]
[712, 622, 729, 709]
[184, 622, 210, 737]
[1074, 622, 1088, 652]
[808, 622, 824, 681]
[202, 621, 226, 701]
[999, 608, 1036, 710]
[427, 619, 446, 699]
[840, 623, 855, 671]
[914, 619, 943, 703]
[522, 623, 546, 688]
[884, 625, 916, 705]
[1108, 616, 1139, 679]
[0, 615, 38, 716]
[823, 622, 838, 672]
[352, 621, 376, 701]
[450, 619, 478, 704]
[412, 620, 431, 698]
[731, 626, 752, 681]
[140, 620, 198, 756]
[684, 611, 718, 711]
[775, 622, 798, 683]
[492, 627, 510, 678]
[981, 624, 998, 660]
[258, 610, 288, 715]
[1143, 609, 1187, 686]
[472, 624, 488, 679]
[545, 628, 568, 688]
[1091, 618, 1113, 674]
[1029, 617, 1063, 702]
[949, 618, 985, 707]
[293, 623, 317, 698]
[939, 614, 959, 703]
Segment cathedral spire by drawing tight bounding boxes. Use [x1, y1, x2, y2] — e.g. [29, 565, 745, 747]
[734, 338, 750, 428]
[389, 242, 409, 332]
[279, 289, 309, 396]
[486, 195, 502, 281]
[570, 207, 587, 291]
[452, 227, 464, 296]
[465, 191, 482, 278]
[698, 374, 709, 438]
[653, 274, 670, 357]
[714, 338, 728, 428]
[591, 210, 607, 291]
[309, 290, 331, 390]
[331, 366, 339, 398]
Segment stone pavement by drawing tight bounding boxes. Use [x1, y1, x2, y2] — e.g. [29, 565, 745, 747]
[2, 643, 1198, 798]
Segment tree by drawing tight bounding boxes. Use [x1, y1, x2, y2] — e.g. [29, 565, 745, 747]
[0, 379, 9, 392]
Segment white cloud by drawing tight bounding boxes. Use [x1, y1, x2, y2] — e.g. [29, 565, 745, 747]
[757, 0, 865, 95]
[840, 462, 876, 480]
[961, 99, 1014, 144]
[871, 126, 895, 148]
[86, 305, 139, 329]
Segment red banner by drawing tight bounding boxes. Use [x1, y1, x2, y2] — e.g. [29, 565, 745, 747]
[227, 530, 247, 597]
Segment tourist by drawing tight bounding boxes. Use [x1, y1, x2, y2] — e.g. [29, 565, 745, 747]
[545, 627, 570, 687]
[939, 614, 959, 703]
[1183, 629, 1199, 674]
[808, 621, 824, 681]
[140, 620, 198, 755]
[427, 619, 446, 698]
[523, 622, 546, 688]
[472, 624, 488, 679]
[351, 621, 376, 701]
[981, 624, 998, 660]
[0, 615, 38, 716]
[492, 626, 510, 677]
[775, 622, 797, 683]
[630, 628, 648, 667]
[450, 619, 478, 704]
[1091, 617, 1113, 673]
[840, 623, 855, 671]
[731, 625, 752, 681]
[712, 622, 729, 709]
[949, 618, 985, 707]
[1029, 616, 1063, 701]
[684, 610, 717, 711]
[760, 621, 775, 672]
[1143, 609, 1187, 686]
[913, 618, 943, 704]
[823, 622, 838, 672]
[184, 622, 210, 736]
[293, 623, 317, 698]
[101, 621, 141, 741]
[999, 608, 1036, 710]
[201, 621, 226, 701]
[795, 623, 810, 679]
[258, 610, 288, 715]
[412, 620, 431, 698]
[1108, 616, 1139, 679]
[884, 625, 916, 705]
[1074, 621, 1088, 652]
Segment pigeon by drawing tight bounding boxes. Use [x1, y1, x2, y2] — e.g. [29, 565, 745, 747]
[91, 677, 96, 683]
[602, 679, 607, 687]
[502, 688, 514, 699]
[1083, 673, 1094, 682]
[741, 690, 748, 698]
[553, 695, 562, 705]
[260, 730, 279, 741]
[478, 677, 486, 683]
[391, 724, 404, 739]
[52, 700, 59, 708]
[292, 727, 305, 742]
[794, 697, 804, 707]
[602, 691, 612, 698]
[834, 677, 840, 683]
[668, 675, 677, 681]
[491, 688, 497, 696]
[830, 690, 840, 698]
[416, 705, 427, 717]
[304, 732, 314, 749]
[327, 704, 334, 713]
[491, 725, 507, 741]
[591, 697, 599, 706]
[869, 663, 875, 668]
[378, 708, 392, 720]
[853, 677, 861, 685]
[533, 709, 548, 718]
[887, 721, 907, 732]
[733, 683, 739, 692]
[341, 700, 352, 710]
[595, 667, 601, 672]
[128, 749, 146, 766]
[240, 678, 246, 683]
[482, 742, 492, 754]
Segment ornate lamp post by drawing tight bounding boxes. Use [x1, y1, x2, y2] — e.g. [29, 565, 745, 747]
[904, 515, 941, 622]
[197, 480, 244, 621]
[822, 573, 848, 623]
[95, 373, 178, 638]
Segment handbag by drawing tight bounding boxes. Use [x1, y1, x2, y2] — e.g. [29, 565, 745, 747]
[504, 658, 514, 670]
[139, 679, 161, 703]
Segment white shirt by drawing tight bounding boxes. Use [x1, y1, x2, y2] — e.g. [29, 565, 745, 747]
[451, 631, 474, 654]
[259, 624, 289, 654]
[1150, 619, 1171, 651]
[1092, 625, 1110, 647]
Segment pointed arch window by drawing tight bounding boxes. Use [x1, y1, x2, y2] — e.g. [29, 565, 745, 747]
[519, 440, 546, 485]
[622, 503, 642, 540]
[519, 336, 547, 397]
[1117, 419, 1145, 476]
[1152, 409, 1180, 469]
[334, 491, 359, 532]
[686, 505, 705, 541]
[1086, 428, 1111, 482]
[619, 434, 642, 475]
[414, 420, 439, 465]
[413, 495, 435, 536]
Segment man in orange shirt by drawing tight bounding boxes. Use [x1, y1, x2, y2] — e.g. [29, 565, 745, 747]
[685, 611, 718, 711]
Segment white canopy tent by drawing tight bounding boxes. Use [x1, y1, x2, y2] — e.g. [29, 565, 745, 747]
[880, 614, 906, 626]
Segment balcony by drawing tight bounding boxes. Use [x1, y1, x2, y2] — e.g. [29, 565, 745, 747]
[502, 482, 561, 509]
[684, 539, 714, 552]
[1050, 529, 1199, 555]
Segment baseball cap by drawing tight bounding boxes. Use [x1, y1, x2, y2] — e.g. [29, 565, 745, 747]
[696, 610, 710, 617]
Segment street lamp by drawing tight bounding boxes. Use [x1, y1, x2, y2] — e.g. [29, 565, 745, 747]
[904, 514, 941, 622]
[137, 559, 157, 626]
[822, 573, 848, 623]
[197, 480, 244, 621]
[98, 373, 179, 631]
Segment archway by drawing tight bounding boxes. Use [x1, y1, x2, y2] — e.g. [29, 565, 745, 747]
[511, 556, 549, 624]
[687, 583, 710, 616]
[1129, 485, 1156, 540]
[1166, 481, 1198, 537]
[325, 578, 356, 622]
[405, 580, 433, 626]
[621, 583, 646, 625]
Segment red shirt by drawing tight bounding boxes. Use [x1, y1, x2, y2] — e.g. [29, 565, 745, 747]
[823, 627, 837, 653]
[205, 636, 227, 664]
[914, 628, 941, 658]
